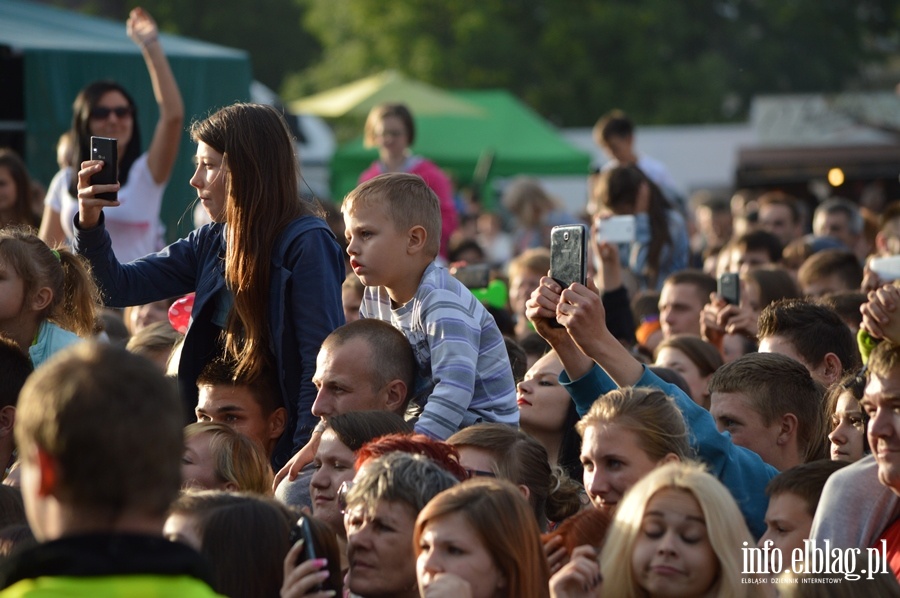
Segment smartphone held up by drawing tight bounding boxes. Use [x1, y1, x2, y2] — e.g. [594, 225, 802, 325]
[550, 224, 588, 289]
[90, 136, 118, 201]
[596, 214, 636, 245]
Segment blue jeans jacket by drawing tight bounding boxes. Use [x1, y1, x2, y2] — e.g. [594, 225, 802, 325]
[75, 213, 345, 467]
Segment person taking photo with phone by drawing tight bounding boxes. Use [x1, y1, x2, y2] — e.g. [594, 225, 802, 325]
[40, 7, 183, 264]
[590, 165, 689, 292]
[74, 102, 345, 470]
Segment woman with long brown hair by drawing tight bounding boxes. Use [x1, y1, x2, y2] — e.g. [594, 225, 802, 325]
[74, 102, 345, 468]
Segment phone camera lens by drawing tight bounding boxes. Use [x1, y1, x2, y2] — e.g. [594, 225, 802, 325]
[564, 232, 570, 241]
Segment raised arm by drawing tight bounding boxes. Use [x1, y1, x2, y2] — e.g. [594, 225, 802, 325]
[127, 7, 184, 184]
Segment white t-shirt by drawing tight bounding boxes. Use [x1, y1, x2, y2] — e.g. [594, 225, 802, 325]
[45, 153, 166, 263]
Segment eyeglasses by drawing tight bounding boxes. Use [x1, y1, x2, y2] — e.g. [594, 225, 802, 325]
[90, 106, 133, 120]
[338, 480, 354, 513]
[464, 468, 497, 479]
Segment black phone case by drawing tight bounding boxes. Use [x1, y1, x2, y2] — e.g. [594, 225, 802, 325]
[90, 136, 118, 201]
[718, 272, 740, 305]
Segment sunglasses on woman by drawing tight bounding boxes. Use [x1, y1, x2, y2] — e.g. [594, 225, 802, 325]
[90, 106, 133, 120]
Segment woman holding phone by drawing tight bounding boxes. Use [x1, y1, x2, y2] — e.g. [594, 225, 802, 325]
[40, 7, 183, 264]
[74, 102, 345, 468]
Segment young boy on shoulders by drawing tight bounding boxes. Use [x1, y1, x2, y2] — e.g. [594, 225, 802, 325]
[342, 173, 518, 439]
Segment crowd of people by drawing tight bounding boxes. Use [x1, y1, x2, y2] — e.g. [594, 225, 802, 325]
[4, 7, 900, 598]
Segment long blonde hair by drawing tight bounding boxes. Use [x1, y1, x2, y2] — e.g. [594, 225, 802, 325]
[600, 461, 762, 598]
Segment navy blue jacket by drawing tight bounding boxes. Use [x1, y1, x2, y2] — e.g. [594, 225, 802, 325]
[75, 213, 345, 467]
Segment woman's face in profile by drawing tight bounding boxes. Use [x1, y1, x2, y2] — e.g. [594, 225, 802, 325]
[181, 433, 229, 491]
[190, 142, 228, 223]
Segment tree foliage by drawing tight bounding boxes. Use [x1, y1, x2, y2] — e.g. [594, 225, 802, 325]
[284, 0, 898, 126]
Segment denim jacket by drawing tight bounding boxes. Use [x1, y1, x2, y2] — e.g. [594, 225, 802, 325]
[75, 213, 345, 467]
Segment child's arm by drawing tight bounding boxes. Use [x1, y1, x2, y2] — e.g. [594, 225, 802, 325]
[412, 286, 515, 440]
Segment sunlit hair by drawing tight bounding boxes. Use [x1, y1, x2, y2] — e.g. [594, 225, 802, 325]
[355, 433, 468, 482]
[576, 386, 692, 463]
[0, 149, 38, 227]
[343, 172, 442, 258]
[196, 356, 283, 415]
[591, 165, 673, 287]
[183, 422, 273, 495]
[190, 103, 314, 384]
[327, 410, 412, 452]
[709, 352, 827, 463]
[125, 320, 182, 366]
[414, 479, 551, 598]
[363, 102, 415, 147]
[868, 341, 900, 383]
[447, 423, 582, 530]
[757, 298, 860, 374]
[344, 452, 457, 518]
[16, 343, 183, 517]
[0, 226, 98, 337]
[67, 80, 141, 197]
[600, 461, 758, 598]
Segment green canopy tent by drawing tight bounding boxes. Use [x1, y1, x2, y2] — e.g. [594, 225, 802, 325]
[329, 90, 591, 206]
[0, 0, 251, 239]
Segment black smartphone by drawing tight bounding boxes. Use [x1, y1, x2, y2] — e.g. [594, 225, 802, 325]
[718, 272, 740, 305]
[90, 136, 118, 201]
[287, 516, 323, 589]
[549, 224, 588, 328]
[452, 264, 492, 290]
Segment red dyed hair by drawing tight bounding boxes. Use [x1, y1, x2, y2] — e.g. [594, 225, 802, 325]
[355, 433, 468, 482]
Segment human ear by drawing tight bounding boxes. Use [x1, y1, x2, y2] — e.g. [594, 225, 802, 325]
[30, 287, 53, 312]
[382, 380, 408, 415]
[820, 354, 842, 386]
[777, 413, 799, 447]
[660, 452, 681, 465]
[0, 406, 14, 439]
[268, 407, 287, 441]
[36, 448, 59, 498]
[407, 225, 427, 255]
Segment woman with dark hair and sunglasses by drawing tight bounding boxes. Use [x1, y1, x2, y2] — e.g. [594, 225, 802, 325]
[40, 7, 183, 264]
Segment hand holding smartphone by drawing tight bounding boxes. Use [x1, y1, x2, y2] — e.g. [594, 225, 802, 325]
[287, 516, 322, 590]
[550, 224, 588, 289]
[549, 224, 588, 328]
[717, 272, 740, 306]
[90, 136, 118, 201]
